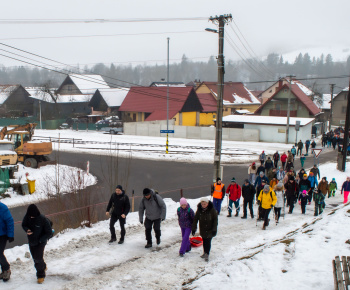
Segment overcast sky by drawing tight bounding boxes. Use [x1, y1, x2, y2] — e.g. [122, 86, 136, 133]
[0, 0, 349, 69]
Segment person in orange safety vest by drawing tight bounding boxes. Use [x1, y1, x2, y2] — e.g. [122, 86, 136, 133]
[211, 177, 225, 215]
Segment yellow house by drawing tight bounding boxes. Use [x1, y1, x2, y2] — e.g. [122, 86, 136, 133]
[195, 81, 261, 125]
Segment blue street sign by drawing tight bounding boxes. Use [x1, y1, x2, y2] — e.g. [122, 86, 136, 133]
[160, 130, 174, 133]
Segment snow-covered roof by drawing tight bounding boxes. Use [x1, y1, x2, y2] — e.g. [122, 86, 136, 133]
[314, 94, 331, 110]
[343, 87, 349, 92]
[0, 85, 18, 105]
[291, 80, 313, 96]
[69, 74, 110, 93]
[235, 109, 253, 114]
[25, 87, 56, 103]
[56, 94, 93, 103]
[97, 88, 129, 107]
[222, 115, 314, 126]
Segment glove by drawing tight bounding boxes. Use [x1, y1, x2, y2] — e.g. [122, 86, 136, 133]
[191, 230, 196, 236]
[7, 237, 14, 243]
[212, 231, 217, 237]
[140, 221, 143, 225]
[308, 202, 311, 205]
[298, 201, 301, 205]
[271, 204, 274, 208]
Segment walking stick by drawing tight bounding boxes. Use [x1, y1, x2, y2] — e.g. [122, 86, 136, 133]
[283, 191, 285, 220]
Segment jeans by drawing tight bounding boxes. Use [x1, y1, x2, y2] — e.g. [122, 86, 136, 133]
[249, 173, 256, 184]
[213, 198, 223, 214]
[144, 218, 161, 244]
[179, 228, 191, 255]
[29, 243, 46, 278]
[0, 235, 10, 272]
[202, 238, 212, 255]
[228, 199, 240, 214]
[109, 215, 126, 240]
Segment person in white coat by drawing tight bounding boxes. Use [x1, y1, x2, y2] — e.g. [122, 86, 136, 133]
[273, 183, 284, 224]
[248, 162, 257, 184]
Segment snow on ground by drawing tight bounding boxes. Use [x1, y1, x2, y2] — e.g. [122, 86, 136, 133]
[1, 164, 96, 208]
[2, 161, 350, 289]
[34, 129, 298, 164]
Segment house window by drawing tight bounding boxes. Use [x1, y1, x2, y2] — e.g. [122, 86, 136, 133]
[225, 108, 228, 111]
[275, 104, 281, 110]
[342, 106, 347, 113]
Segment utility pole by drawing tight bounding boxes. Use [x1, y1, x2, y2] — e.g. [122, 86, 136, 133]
[341, 82, 350, 171]
[329, 83, 335, 131]
[166, 37, 170, 154]
[285, 75, 295, 144]
[207, 14, 232, 182]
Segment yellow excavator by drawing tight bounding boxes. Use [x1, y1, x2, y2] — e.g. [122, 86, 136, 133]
[0, 123, 52, 168]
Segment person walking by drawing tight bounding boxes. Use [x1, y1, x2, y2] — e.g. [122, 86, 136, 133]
[139, 188, 167, 248]
[211, 178, 225, 215]
[318, 177, 329, 198]
[280, 152, 288, 170]
[256, 163, 265, 176]
[192, 197, 218, 262]
[341, 177, 350, 204]
[311, 140, 316, 149]
[308, 172, 318, 202]
[310, 164, 321, 180]
[297, 140, 303, 156]
[273, 151, 280, 168]
[248, 162, 257, 184]
[241, 179, 256, 219]
[0, 201, 14, 282]
[291, 146, 297, 160]
[328, 178, 337, 198]
[22, 204, 52, 284]
[276, 167, 285, 182]
[254, 172, 269, 189]
[256, 179, 268, 220]
[300, 154, 306, 168]
[284, 176, 299, 214]
[264, 157, 273, 175]
[314, 189, 325, 216]
[226, 178, 241, 217]
[298, 190, 309, 214]
[258, 185, 277, 230]
[259, 151, 266, 165]
[285, 160, 294, 173]
[273, 183, 284, 224]
[177, 198, 194, 257]
[305, 139, 310, 154]
[106, 185, 130, 244]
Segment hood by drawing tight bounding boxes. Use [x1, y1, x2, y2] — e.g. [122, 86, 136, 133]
[197, 200, 214, 211]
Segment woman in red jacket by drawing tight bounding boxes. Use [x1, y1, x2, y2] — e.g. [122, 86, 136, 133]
[226, 177, 242, 217]
[280, 152, 288, 170]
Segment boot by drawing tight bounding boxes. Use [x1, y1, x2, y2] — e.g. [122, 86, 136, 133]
[251, 214, 254, 219]
[227, 212, 232, 217]
[241, 216, 247, 219]
[145, 243, 152, 248]
[37, 278, 44, 284]
[2, 269, 10, 282]
[234, 211, 239, 217]
[109, 238, 116, 243]
[204, 254, 209, 262]
[118, 238, 124, 244]
[156, 237, 161, 245]
[200, 253, 206, 259]
[262, 224, 266, 230]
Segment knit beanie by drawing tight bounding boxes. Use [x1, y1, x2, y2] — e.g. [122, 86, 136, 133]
[27, 204, 40, 218]
[116, 185, 123, 190]
[180, 197, 187, 206]
[143, 188, 152, 196]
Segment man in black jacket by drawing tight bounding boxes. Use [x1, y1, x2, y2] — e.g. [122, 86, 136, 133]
[241, 179, 256, 219]
[106, 185, 130, 244]
[22, 204, 52, 284]
[284, 177, 299, 214]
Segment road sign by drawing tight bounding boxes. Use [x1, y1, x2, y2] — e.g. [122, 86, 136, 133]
[160, 130, 174, 133]
[312, 149, 322, 158]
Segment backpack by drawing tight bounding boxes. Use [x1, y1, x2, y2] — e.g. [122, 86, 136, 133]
[46, 217, 54, 240]
[177, 207, 191, 214]
[142, 189, 161, 208]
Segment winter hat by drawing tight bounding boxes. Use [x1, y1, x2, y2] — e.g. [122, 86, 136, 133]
[322, 177, 327, 181]
[216, 177, 221, 182]
[262, 179, 267, 184]
[276, 183, 283, 190]
[244, 179, 249, 183]
[231, 177, 236, 183]
[303, 174, 308, 178]
[143, 188, 152, 196]
[332, 178, 335, 181]
[302, 190, 308, 196]
[116, 185, 123, 190]
[289, 176, 295, 181]
[260, 172, 264, 176]
[27, 204, 40, 218]
[180, 197, 187, 206]
[263, 185, 270, 192]
[252, 162, 256, 165]
[200, 197, 209, 203]
[309, 172, 314, 176]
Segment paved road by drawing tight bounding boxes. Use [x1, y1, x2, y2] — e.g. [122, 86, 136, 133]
[7, 146, 338, 249]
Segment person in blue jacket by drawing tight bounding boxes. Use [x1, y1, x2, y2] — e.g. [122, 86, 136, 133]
[0, 201, 14, 282]
[308, 172, 318, 202]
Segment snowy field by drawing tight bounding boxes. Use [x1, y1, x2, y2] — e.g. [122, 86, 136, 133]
[2, 161, 350, 289]
[33, 129, 297, 164]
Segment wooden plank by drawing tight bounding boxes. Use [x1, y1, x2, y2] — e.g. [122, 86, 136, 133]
[334, 259, 340, 290]
[342, 256, 350, 287]
[335, 256, 345, 290]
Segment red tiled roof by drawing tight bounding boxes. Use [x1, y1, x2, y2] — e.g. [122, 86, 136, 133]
[201, 82, 260, 104]
[196, 93, 217, 112]
[119, 86, 195, 120]
[255, 83, 322, 116]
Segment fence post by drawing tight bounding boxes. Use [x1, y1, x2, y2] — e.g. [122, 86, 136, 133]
[132, 189, 135, 212]
[87, 206, 91, 227]
[180, 188, 183, 198]
[73, 138, 75, 148]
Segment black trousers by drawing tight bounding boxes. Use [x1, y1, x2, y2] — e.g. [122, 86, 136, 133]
[243, 199, 254, 217]
[202, 238, 212, 255]
[110, 215, 126, 240]
[144, 218, 161, 244]
[287, 195, 295, 213]
[0, 235, 10, 272]
[301, 203, 307, 214]
[29, 243, 46, 278]
[261, 208, 271, 227]
[282, 162, 286, 170]
[274, 207, 281, 221]
[273, 160, 278, 168]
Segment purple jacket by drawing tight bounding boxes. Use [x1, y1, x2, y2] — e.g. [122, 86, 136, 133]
[177, 205, 195, 229]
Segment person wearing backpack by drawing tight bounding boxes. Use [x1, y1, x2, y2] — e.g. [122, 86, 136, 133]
[273, 183, 284, 224]
[258, 185, 277, 230]
[106, 185, 130, 244]
[22, 204, 52, 284]
[225, 177, 241, 217]
[139, 188, 167, 248]
[177, 198, 194, 257]
[241, 179, 256, 219]
[0, 201, 14, 282]
[284, 176, 299, 214]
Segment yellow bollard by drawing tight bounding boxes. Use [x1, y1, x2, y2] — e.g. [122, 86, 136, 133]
[26, 179, 36, 194]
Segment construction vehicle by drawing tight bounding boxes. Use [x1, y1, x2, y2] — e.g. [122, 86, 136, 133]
[0, 140, 18, 178]
[0, 123, 52, 168]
